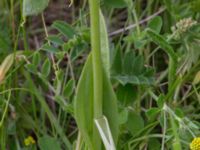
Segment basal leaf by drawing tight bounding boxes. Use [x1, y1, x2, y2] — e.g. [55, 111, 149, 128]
[23, 0, 49, 16]
[74, 54, 118, 149]
[100, 10, 110, 76]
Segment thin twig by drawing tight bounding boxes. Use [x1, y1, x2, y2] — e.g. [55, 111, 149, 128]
[109, 7, 166, 37]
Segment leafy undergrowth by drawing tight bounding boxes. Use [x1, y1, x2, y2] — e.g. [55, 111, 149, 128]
[1, 0, 200, 150]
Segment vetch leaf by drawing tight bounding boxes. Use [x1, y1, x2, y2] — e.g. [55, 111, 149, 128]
[148, 16, 163, 33]
[32, 52, 41, 66]
[52, 21, 76, 39]
[47, 35, 64, 46]
[41, 43, 60, 53]
[41, 58, 51, 77]
[23, 0, 49, 16]
[25, 64, 38, 74]
[112, 52, 155, 86]
[63, 79, 75, 98]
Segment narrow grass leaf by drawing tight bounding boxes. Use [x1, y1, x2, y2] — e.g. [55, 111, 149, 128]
[24, 72, 72, 149]
[146, 29, 177, 61]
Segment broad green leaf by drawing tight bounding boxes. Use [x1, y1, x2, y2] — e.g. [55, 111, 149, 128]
[23, 0, 49, 16]
[41, 58, 51, 77]
[52, 21, 76, 39]
[126, 111, 144, 136]
[118, 108, 128, 125]
[104, 0, 127, 8]
[74, 54, 118, 149]
[32, 52, 41, 66]
[148, 16, 163, 33]
[100, 10, 110, 76]
[38, 135, 62, 150]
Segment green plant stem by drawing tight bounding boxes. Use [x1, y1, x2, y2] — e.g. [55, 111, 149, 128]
[89, 0, 102, 126]
[169, 113, 182, 150]
[88, 0, 103, 149]
[0, 91, 11, 128]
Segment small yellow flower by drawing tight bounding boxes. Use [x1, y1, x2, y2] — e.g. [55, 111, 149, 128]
[24, 136, 36, 146]
[190, 137, 200, 150]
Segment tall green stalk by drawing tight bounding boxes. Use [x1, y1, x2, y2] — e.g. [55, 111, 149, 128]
[88, 0, 103, 149]
[89, 0, 102, 118]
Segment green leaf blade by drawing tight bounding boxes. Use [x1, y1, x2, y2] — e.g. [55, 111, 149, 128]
[23, 0, 49, 16]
